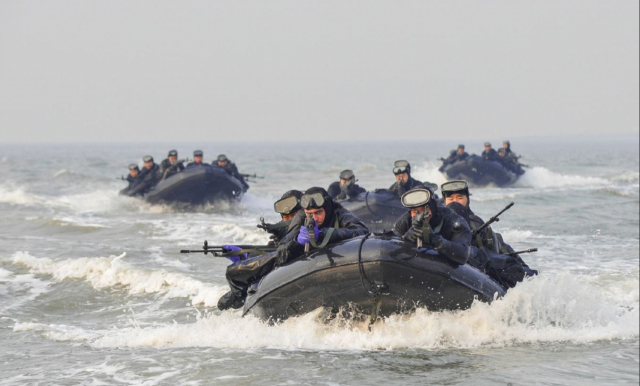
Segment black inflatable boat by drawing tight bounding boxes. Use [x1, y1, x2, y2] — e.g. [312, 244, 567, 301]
[443, 155, 520, 186]
[243, 234, 505, 322]
[145, 165, 245, 205]
[338, 191, 406, 233]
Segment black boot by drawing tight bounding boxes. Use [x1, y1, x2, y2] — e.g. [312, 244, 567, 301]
[217, 291, 245, 310]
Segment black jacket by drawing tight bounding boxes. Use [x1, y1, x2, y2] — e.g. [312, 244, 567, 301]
[160, 159, 184, 177]
[482, 149, 499, 161]
[392, 205, 473, 265]
[279, 202, 370, 262]
[216, 161, 249, 191]
[329, 181, 366, 201]
[389, 176, 422, 197]
[127, 164, 160, 196]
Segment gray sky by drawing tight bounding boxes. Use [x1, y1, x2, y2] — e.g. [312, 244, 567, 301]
[0, 1, 638, 143]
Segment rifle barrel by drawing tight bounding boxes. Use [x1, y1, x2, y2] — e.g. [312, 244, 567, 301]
[508, 248, 538, 256]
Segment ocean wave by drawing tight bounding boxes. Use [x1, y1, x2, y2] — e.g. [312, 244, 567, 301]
[9, 252, 227, 307]
[11, 271, 638, 351]
[608, 171, 640, 183]
[0, 184, 44, 206]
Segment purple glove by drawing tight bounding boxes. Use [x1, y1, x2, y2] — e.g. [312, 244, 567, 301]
[296, 221, 322, 245]
[223, 245, 248, 263]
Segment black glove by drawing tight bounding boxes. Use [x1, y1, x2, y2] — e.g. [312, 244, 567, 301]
[403, 225, 422, 243]
[275, 243, 291, 267]
[425, 230, 444, 249]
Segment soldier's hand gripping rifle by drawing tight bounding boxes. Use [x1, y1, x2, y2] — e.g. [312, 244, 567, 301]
[160, 159, 186, 182]
[304, 213, 314, 253]
[180, 240, 277, 257]
[413, 212, 431, 248]
[471, 202, 514, 237]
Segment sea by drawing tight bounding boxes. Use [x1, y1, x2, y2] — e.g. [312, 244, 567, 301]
[0, 138, 638, 385]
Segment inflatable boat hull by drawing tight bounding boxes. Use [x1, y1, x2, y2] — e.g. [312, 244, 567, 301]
[145, 165, 244, 205]
[444, 155, 519, 186]
[243, 235, 505, 321]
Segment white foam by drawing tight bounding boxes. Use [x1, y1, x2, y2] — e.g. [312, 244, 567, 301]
[0, 184, 43, 205]
[10, 252, 227, 307]
[0, 269, 52, 313]
[17, 272, 637, 351]
[515, 167, 609, 189]
[411, 162, 449, 186]
[608, 171, 640, 183]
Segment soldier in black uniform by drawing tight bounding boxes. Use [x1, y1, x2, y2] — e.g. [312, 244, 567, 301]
[159, 150, 184, 179]
[456, 144, 469, 160]
[328, 169, 366, 200]
[482, 142, 498, 161]
[260, 190, 304, 245]
[119, 164, 141, 196]
[186, 150, 205, 167]
[392, 186, 473, 265]
[389, 160, 423, 197]
[440, 180, 537, 288]
[126, 156, 160, 196]
[215, 154, 249, 191]
[218, 187, 369, 310]
[439, 150, 458, 172]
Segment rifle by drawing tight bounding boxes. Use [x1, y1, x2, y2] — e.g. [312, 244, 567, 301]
[414, 212, 431, 248]
[241, 173, 264, 179]
[472, 202, 514, 237]
[160, 159, 186, 182]
[180, 240, 276, 256]
[116, 176, 127, 181]
[304, 213, 314, 253]
[506, 248, 538, 256]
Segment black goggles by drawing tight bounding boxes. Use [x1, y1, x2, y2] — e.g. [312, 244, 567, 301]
[143, 156, 153, 163]
[393, 160, 410, 175]
[400, 188, 432, 208]
[168, 150, 178, 157]
[440, 180, 469, 197]
[128, 163, 139, 171]
[300, 193, 329, 210]
[273, 196, 300, 215]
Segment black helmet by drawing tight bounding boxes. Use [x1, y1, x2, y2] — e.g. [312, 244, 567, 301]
[339, 169, 356, 187]
[168, 150, 178, 157]
[458, 144, 465, 150]
[498, 148, 506, 155]
[217, 154, 228, 162]
[142, 155, 154, 163]
[128, 163, 139, 171]
[193, 150, 203, 157]
[393, 160, 411, 175]
[503, 140, 510, 146]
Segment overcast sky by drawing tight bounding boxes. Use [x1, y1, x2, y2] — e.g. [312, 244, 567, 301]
[0, 1, 638, 143]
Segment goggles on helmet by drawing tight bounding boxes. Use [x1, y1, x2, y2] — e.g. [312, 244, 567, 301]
[168, 150, 178, 157]
[273, 195, 300, 215]
[393, 160, 410, 175]
[128, 163, 139, 170]
[300, 192, 330, 210]
[440, 180, 469, 197]
[400, 188, 432, 208]
[143, 155, 154, 163]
